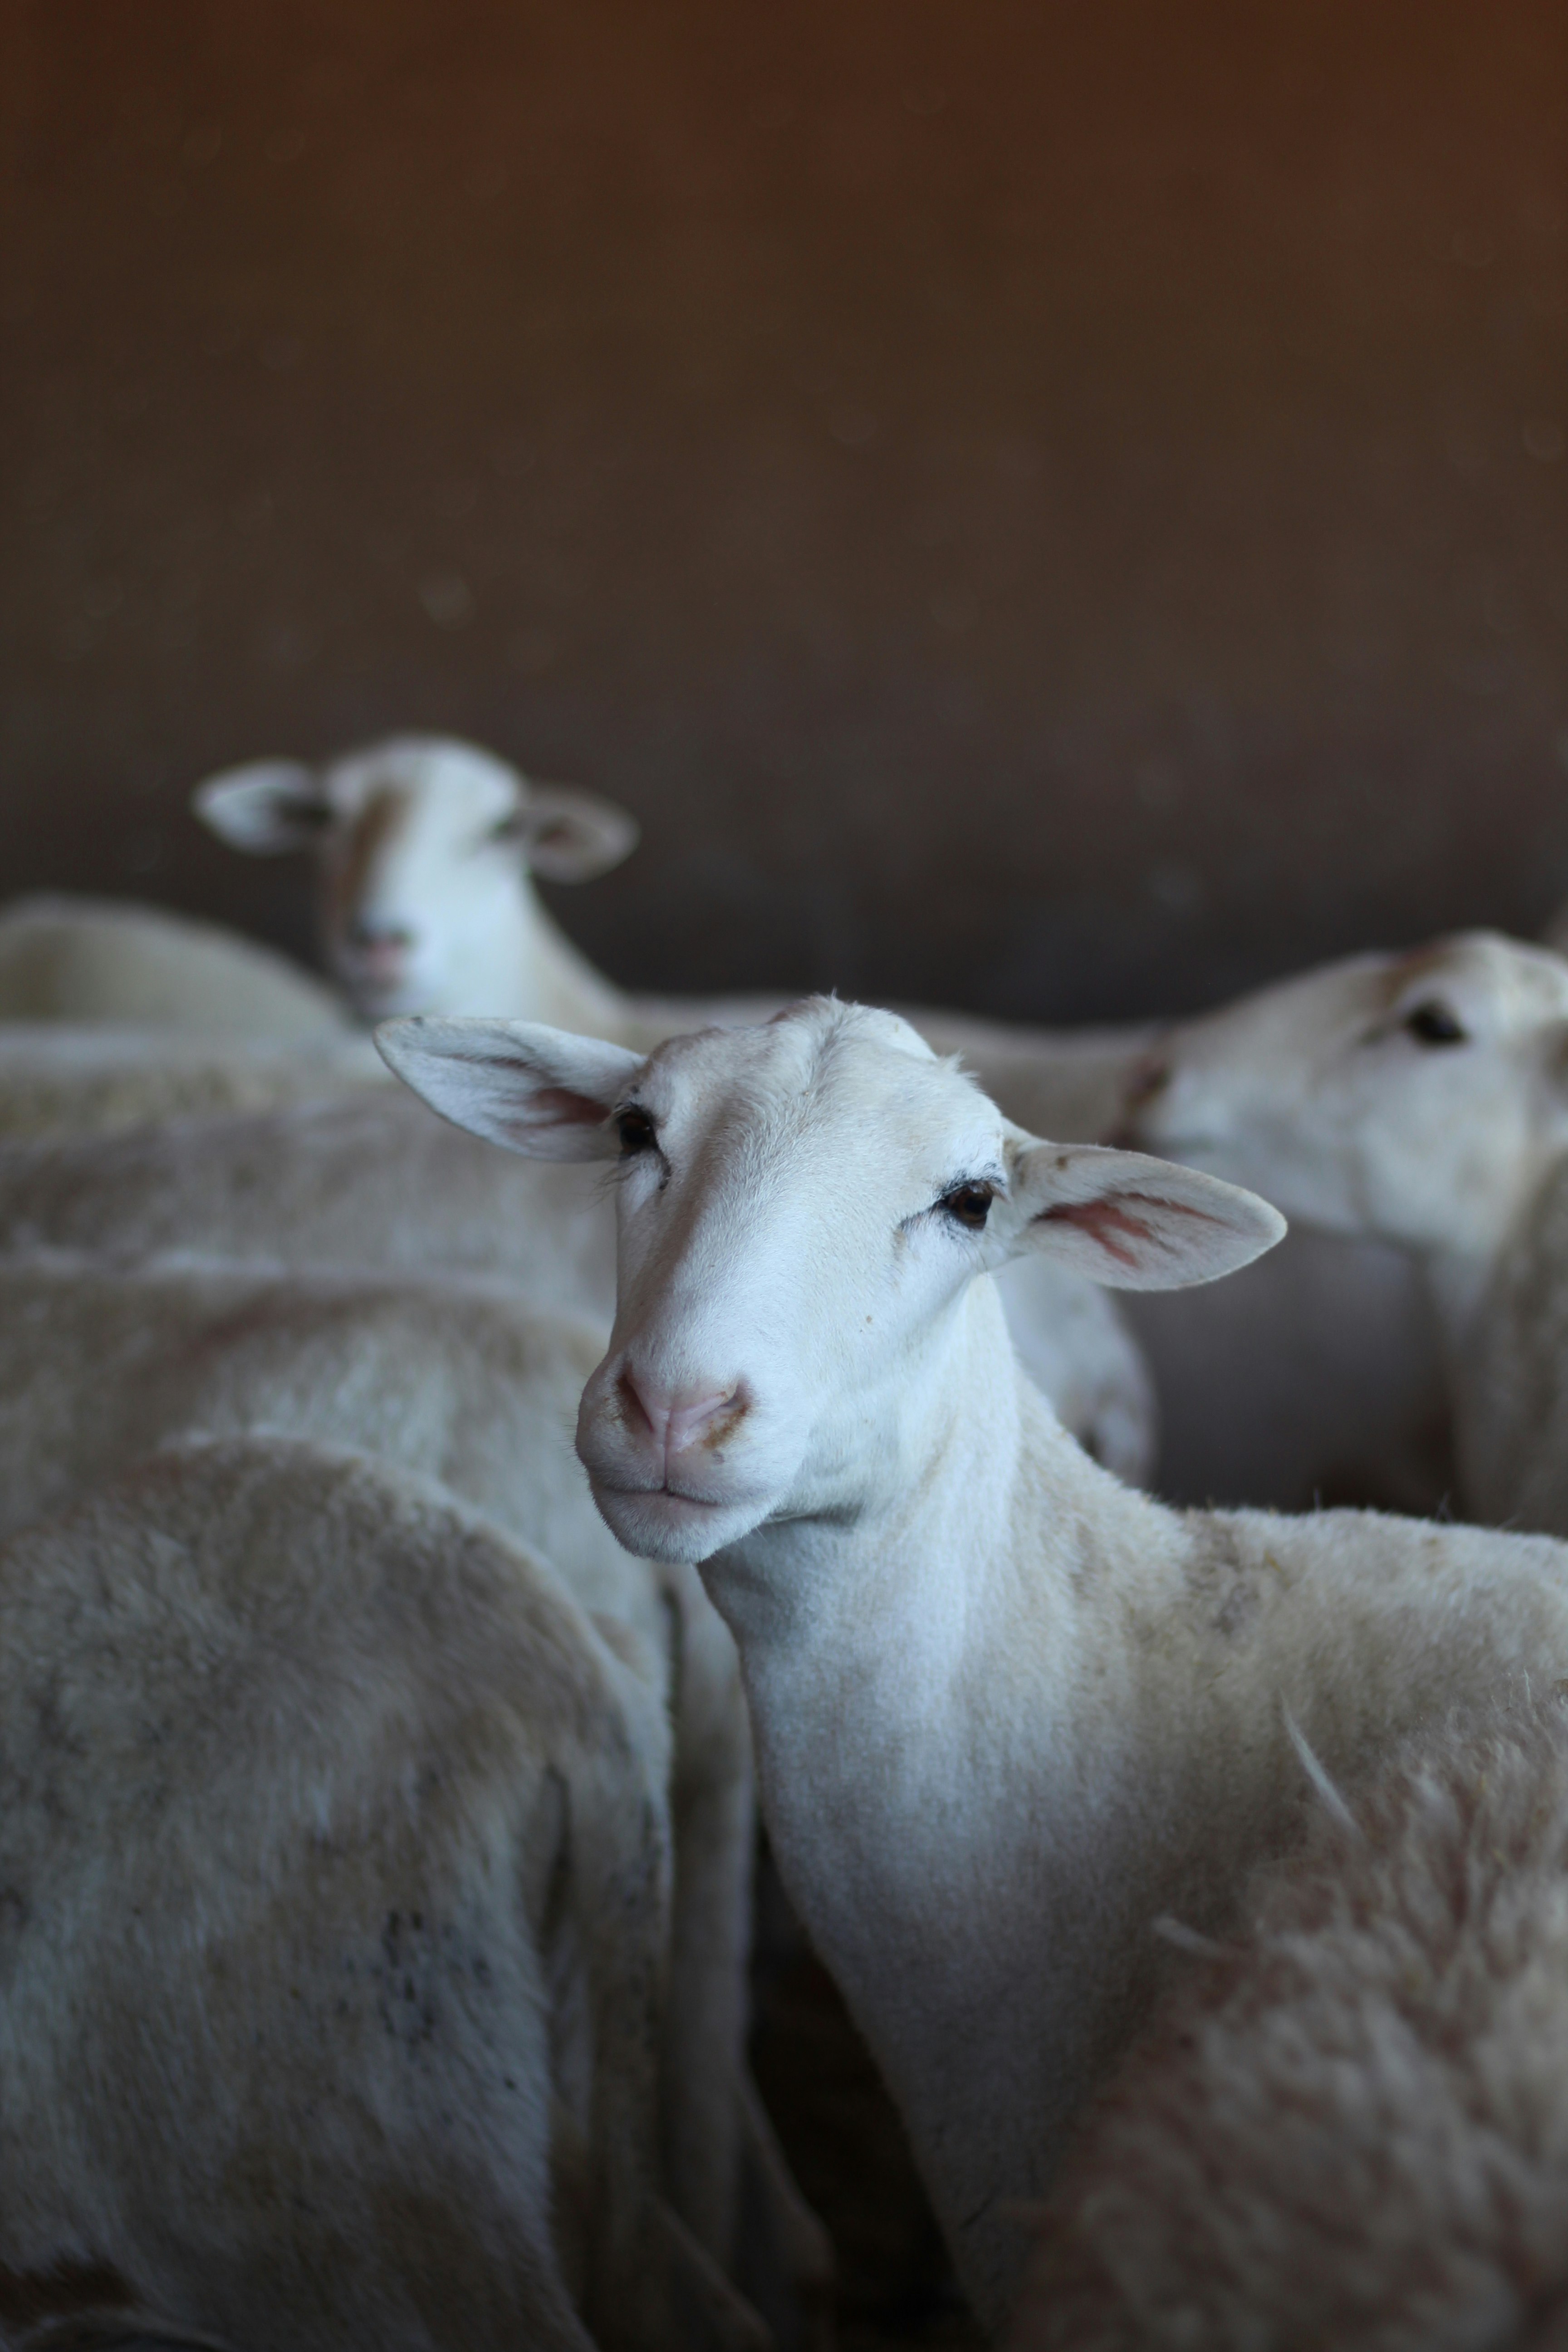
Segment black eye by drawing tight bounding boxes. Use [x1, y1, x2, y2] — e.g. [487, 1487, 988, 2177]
[1403, 1000, 1467, 1048]
[941, 1182, 995, 1230]
[616, 1106, 656, 1156]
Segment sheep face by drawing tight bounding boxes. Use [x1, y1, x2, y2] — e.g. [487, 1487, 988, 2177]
[377, 1000, 1283, 1568]
[1130, 931, 1568, 1263]
[194, 734, 638, 1021]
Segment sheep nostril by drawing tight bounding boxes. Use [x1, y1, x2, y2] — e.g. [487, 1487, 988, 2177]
[348, 919, 415, 955]
[617, 1366, 657, 1440]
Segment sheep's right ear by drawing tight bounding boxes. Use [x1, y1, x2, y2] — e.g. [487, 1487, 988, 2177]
[375, 1016, 643, 1161]
[1005, 1139, 1287, 1290]
[192, 760, 327, 854]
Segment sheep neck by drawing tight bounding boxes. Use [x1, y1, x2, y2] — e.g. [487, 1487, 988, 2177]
[511, 892, 631, 1041]
[697, 1273, 1181, 2326]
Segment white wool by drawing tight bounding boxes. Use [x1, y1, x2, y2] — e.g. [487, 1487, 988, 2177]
[0, 1432, 762, 2351]
[0, 1020, 387, 1140]
[0, 1248, 757, 2278]
[0, 892, 348, 1038]
[1012, 1698, 1568, 2350]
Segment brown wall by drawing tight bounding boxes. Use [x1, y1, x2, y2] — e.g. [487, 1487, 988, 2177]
[1, 0, 1564, 1019]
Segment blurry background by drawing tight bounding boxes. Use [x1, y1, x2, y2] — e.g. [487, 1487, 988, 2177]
[1, 0, 1563, 1020]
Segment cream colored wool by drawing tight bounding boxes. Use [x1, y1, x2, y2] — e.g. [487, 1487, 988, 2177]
[0, 1435, 763, 2352]
[0, 1250, 760, 2278]
[0, 1022, 387, 1140]
[0, 1088, 621, 1317]
[1013, 1702, 1568, 2352]
[0, 894, 347, 1037]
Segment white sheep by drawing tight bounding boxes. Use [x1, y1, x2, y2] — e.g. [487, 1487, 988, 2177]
[194, 734, 643, 1034]
[0, 1248, 781, 2291]
[0, 1431, 764, 2352]
[1125, 929, 1568, 1534]
[380, 996, 1568, 2331]
[1008, 1698, 1568, 2351]
[0, 892, 348, 1038]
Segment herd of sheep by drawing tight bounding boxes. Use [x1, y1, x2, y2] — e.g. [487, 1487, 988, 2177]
[5, 732, 1568, 2351]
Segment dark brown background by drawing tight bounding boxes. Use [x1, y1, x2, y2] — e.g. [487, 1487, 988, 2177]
[2, 0, 1564, 1020]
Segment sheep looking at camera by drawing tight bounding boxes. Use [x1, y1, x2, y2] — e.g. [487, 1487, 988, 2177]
[380, 995, 1568, 2329]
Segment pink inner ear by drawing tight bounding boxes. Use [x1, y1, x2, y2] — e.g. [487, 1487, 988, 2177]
[1036, 1191, 1215, 1268]
[529, 1085, 608, 1128]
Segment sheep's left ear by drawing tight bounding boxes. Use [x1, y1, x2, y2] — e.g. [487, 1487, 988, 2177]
[192, 760, 326, 853]
[514, 785, 640, 883]
[375, 1016, 643, 1159]
[1005, 1139, 1286, 1290]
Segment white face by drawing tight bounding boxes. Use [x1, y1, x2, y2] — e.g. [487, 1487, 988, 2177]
[314, 742, 525, 1019]
[377, 1000, 1285, 1567]
[1129, 933, 1568, 1259]
[193, 735, 639, 1021]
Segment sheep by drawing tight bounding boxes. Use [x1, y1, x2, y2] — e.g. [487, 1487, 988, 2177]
[381, 996, 1568, 2332]
[1008, 1697, 1568, 2352]
[0, 893, 348, 1038]
[0, 1085, 1152, 1484]
[1124, 929, 1568, 1535]
[0, 1021, 387, 1141]
[0, 1430, 766, 2352]
[0, 1248, 774, 2289]
[194, 735, 644, 1035]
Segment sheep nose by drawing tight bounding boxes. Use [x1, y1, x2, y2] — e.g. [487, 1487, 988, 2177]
[617, 1366, 744, 1463]
[348, 916, 416, 954]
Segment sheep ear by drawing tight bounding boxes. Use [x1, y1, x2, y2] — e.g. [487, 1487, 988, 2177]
[516, 785, 640, 883]
[1006, 1139, 1286, 1291]
[375, 1016, 642, 1161]
[193, 760, 327, 854]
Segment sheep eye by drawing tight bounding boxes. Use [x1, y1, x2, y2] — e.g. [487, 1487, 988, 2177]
[941, 1182, 995, 1230]
[1403, 1000, 1467, 1048]
[616, 1107, 657, 1156]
